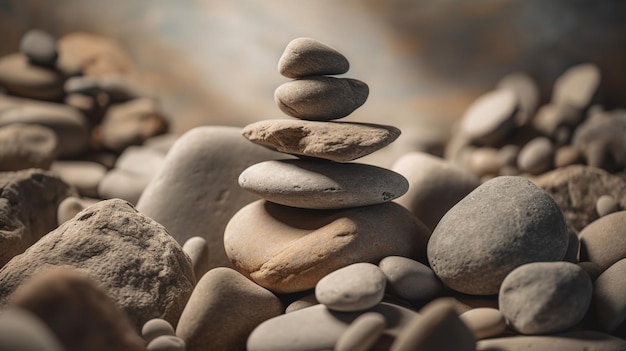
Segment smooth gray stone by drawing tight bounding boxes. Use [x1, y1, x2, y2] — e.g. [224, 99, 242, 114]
[477, 330, 626, 351]
[588, 258, 626, 332]
[315, 263, 386, 312]
[0, 308, 65, 351]
[427, 176, 569, 295]
[278, 37, 349, 78]
[20, 29, 58, 67]
[460, 88, 519, 145]
[239, 159, 408, 209]
[142, 318, 176, 344]
[378, 256, 443, 302]
[335, 312, 387, 351]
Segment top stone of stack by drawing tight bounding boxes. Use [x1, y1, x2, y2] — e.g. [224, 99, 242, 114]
[278, 37, 349, 78]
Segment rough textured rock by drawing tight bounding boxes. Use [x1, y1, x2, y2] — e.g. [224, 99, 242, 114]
[378, 255, 443, 302]
[225, 200, 430, 293]
[0, 53, 64, 100]
[0, 168, 76, 266]
[572, 113, 626, 171]
[460, 88, 519, 146]
[176, 267, 283, 351]
[9, 268, 146, 351]
[0, 199, 195, 330]
[498, 261, 592, 334]
[427, 176, 569, 295]
[0, 123, 57, 171]
[588, 258, 626, 333]
[459, 307, 507, 340]
[579, 211, 626, 272]
[335, 312, 387, 351]
[0, 307, 65, 351]
[315, 262, 387, 312]
[533, 165, 626, 233]
[274, 76, 369, 121]
[239, 159, 408, 209]
[477, 330, 626, 351]
[392, 152, 480, 231]
[136, 126, 284, 269]
[242, 119, 400, 162]
[278, 37, 349, 78]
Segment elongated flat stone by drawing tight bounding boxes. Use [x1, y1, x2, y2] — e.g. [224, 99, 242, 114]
[242, 119, 400, 162]
[239, 159, 408, 209]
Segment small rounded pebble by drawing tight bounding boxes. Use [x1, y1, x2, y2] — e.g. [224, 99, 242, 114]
[378, 256, 443, 301]
[0, 307, 65, 351]
[182, 236, 210, 281]
[147, 335, 185, 351]
[315, 262, 387, 312]
[517, 137, 554, 175]
[335, 312, 386, 351]
[285, 294, 319, 314]
[459, 308, 507, 340]
[56, 196, 99, 225]
[588, 258, 626, 332]
[596, 195, 619, 217]
[552, 63, 601, 109]
[579, 211, 626, 271]
[142, 318, 176, 344]
[499, 261, 592, 334]
[20, 29, 58, 67]
[460, 88, 519, 145]
[278, 37, 349, 78]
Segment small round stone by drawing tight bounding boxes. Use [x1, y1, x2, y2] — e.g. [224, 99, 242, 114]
[596, 195, 619, 217]
[335, 312, 386, 351]
[460, 89, 519, 145]
[378, 255, 443, 301]
[498, 261, 592, 334]
[278, 37, 349, 78]
[147, 335, 185, 351]
[459, 308, 507, 340]
[142, 318, 175, 344]
[20, 29, 58, 67]
[517, 137, 554, 175]
[315, 262, 386, 312]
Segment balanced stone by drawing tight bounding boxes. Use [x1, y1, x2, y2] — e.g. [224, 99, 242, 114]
[579, 211, 626, 271]
[427, 176, 569, 295]
[459, 88, 519, 146]
[315, 262, 387, 312]
[20, 29, 58, 67]
[0, 123, 58, 171]
[275, 76, 368, 121]
[242, 119, 400, 162]
[0, 53, 64, 100]
[238, 159, 408, 209]
[498, 261, 592, 334]
[224, 200, 430, 293]
[335, 312, 386, 351]
[477, 331, 626, 351]
[278, 37, 349, 78]
[378, 255, 443, 302]
[0, 307, 65, 351]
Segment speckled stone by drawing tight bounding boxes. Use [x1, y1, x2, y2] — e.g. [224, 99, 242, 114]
[459, 308, 507, 340]
[579, 211, 626, 271]
[315, 263, 387, 312]
[378, 255, 443, 302]
[278, 37, 349, 78]
[460, 88, 519, 146]
[427, 176, 569, 295]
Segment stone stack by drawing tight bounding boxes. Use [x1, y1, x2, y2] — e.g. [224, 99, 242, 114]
[224, 37, 431, 293]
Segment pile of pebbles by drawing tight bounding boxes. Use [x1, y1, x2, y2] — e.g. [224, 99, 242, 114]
[1, 33, 626, 351]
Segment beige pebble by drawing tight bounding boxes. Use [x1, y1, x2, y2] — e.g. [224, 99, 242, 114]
[517, 137, 554, 175]
[182, 236, 210, 281]
[554, 145, 583, 168]
[335, 312, 386, 351]
[57, 196, 100, 225]
[51, 160, 107, 198]
[596, 195, 619, 217]
[278, 37, 349, 78]
[588, 258, 626, 332]
[142, 318, 175, 344]
[460, 89, 518, 145]
[459, 308, 507, 340]
[579, 211, 626, 271]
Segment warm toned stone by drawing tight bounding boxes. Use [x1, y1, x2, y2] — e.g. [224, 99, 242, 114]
[335, 312, 387, 351]
[579, 211, 626, 272]
[460, 88, 519, 146]
[552, 63, 601, 110]
[182, 236, 210, 281]
[459, 308, 507, 340]
[242, 119, 400, 162]
[278, 37, 349, 78]
[225, 200, 430, 293]
[0, 53, 64, 100]
[0, 123, 57, 171]
[496, 72, 539, 125]
[57, 32, 136, 76]
[56, 196, 99, 225]
[98, 169, 151, 205]
[572, 113, 626, 172]
[315, 262, 387, 312]
[477, 331, 626, 351]
[378, 255, 443, 302]
[596, 195, 620, 217]
[50, 160, 107, 198]
[588, 258, 626, 332]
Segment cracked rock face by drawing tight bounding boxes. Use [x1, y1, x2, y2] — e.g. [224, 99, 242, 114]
[0, 198, 195, 330]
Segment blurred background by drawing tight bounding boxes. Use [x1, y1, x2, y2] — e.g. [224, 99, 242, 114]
[2, 0, 626, 162]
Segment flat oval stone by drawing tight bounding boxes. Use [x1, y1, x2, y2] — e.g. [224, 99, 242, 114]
[242, 119, 400, 162]
[225, 200, 430, 293]
[274, 76, 368, 121]
[427, 176, 569, 295]
[146, 336, 185, 351]
[460, 89, 519, 145]
[498, 261, 592, 334]
[517, 137, 554, 175]
[315, 262, 386, 312]
[0, 53, 64, 101]
[552, 63, 601, 109]
[142, 318, 175, 344]
[0, 123, 57, 171]
[335, 312, 386, 351]
[0, 308, 65, 351]
[239, 159, 408, 209]
[588, 258, 626, 332]
[579, 211, 626, 271]
[459, 308, 507, 340]
[20, 29, 58, 67]
[278, 37, 349, 78]
[247, 302, 418, 351]
[378, 255, 443, 302]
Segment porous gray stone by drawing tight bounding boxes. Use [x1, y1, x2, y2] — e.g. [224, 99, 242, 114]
[315, 262, 387, 312]
[278, 37, 349, 78]
[427, 176, 569, 295]
[0, 123, 57, 171]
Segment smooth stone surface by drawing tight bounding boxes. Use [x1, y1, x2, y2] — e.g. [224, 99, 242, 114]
[496, 72, 539, 125]
[392, 152, 480, 231]
[0, 169, 76, 266]
[142, 133, 178, 154]
[335, 312, 387, 351]
[597, 195, 619, 217]
[137, 126, 285, 269]
[552, 63, 601, 109]
[315, 263, 386, 312]
[9, 268, 146, 351]
[56, 196, 99, 224]
[239, 159, 408, 209]
[554, 145, 583, 168]
[51, 160, 107, 198]
[477, 331, 626, 351]
[588, 258, 626, 332]
[517, 137, 554, 175]
[285, 294, 319, 314]
[427, 176, 569, 295]
[57, 32, 136, 76]
[468, 147, 503, 177]
[115, 145, 165, 177]
[459, 307, 507, 340]
[247, 302, 418, 351]
[142, 319, 176, 344]
[499, 261, 592, 334]
[572, 113, 626, 171]
[534, 165, 626, 233]
[278, 37, 349, 78]
[242, 119, 400, 162]
[176, 267, 283, 351]
[275, 76, 369, 121]
[579, 211, 626, 271]
[225, 200, 431, 293]
[378, 256, 443, 302]
[390, 298, 475, 351]
[0, 123, 57, 171]
[98, 169, 151, 205]
[460, 88, 519, 145]
[147, 336, 185, 351]
[532, 103, 581, 138]
[0, 53, 64, 100]
[182, 236, 210, 281]
[20, 29, 58, 67]
[0, 307, 65, 351]
[0, 199, 195, 330]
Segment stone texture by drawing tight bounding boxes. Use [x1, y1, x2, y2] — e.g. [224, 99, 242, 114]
[378, 255, 443, 302]
[477, 331, 626, 351]
[533, 165, 626, 233]
[20, 29, 58, 67]
[8, 268, 146, 351]
[498, 261, 592, 334]
[0, 307, 65, 351]
[427, 176, 569, 295]
[225, 200, 431, 293]
[315, 262, 387, 312]
[391, 298, 475, 351]
[392, 152, 480, 231]
[459, 307, 507, 340]
[242, 119, 400, 162]
[247, 302, 418, 351]
[517, 137, 554, 175]
[137, 126, 285, 269]
[579, 211, 626, 272]
[0, 168, 76, 266]
[142, 318, 176, 344]
[588, 258, 626, 332]
[572, 113, 626, 171]
[335, 312, 387, 351]
[274, 76, 369, 121]
[460, 88, 519, 146]
[50, 160, 107, 198]
[0, 53, 64, 100]
[0, 199, 195, 330]
[278, 37, 349, 78]
[182, 236, 210, 281]
[239, 159, 408, 209]
[176, 267, 283, 351]
[0, 123, 57, 171]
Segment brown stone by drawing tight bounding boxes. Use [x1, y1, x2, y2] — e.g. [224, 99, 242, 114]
[0, 53, 65, 101]
[57, 32, 136, 77]
[0, 123, 58, 171]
